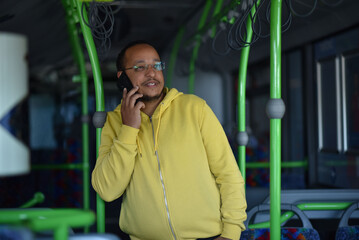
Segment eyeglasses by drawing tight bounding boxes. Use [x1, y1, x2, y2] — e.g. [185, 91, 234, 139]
[123, 62, 165, 73]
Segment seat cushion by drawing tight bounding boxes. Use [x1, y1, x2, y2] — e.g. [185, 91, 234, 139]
[335, 226, 359, 240]
[0, 225, 33, 240]
[240, 227, 320, 240]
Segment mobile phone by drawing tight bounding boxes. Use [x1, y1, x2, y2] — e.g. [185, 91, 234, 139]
[117, 72, 133, 92]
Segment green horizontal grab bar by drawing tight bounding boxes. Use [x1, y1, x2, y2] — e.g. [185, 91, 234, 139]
[31, 163, 84, 170]
[0, 209, 95, 240]
[248, 202, 354, 229]
[246, 160, 308, 169]
[19, 192, 45, 208]
[297, 202, 353, 211]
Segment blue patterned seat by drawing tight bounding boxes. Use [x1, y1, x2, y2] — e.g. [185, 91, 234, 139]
[335, 202, 359, 240]
[0, 225, 33, 240]
[240, 204, 320, 240]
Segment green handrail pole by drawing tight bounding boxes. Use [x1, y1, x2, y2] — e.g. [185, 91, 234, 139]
[167, 26, 185, 88]
[65, 5, 90, 212]
[54, 225, 68, 240]
[81, 59, 90, 215]
[62, 0, 90, 232]
[73, 21, 91, 220]
[269, 0, 282, 239]
[62, 1, 91, 232]
[237, 0, 260, 178]
[74, 0, 106, 233]
[188, 0, 212, 94]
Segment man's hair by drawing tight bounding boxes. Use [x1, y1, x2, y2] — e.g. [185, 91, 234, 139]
[116, 40, 156, 71]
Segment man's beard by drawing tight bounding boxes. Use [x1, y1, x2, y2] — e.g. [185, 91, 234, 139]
[138, 87, 164, 103]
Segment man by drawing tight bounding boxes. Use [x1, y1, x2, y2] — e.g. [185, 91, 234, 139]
[91, 41, 247, 240]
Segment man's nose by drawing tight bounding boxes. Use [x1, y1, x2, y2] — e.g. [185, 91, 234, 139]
[145, 65, 156, 76]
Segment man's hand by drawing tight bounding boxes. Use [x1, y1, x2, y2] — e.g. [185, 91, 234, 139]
[214, 237, 231, 240]
[121, 86, 145, 129]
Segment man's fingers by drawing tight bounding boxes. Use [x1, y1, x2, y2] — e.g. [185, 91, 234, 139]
[130, 93, 143, 107]
[135, 101, 145, 111]
[125, 86, 140, 107]
[127, 86, 139, 98]
[122, 88, 127, 103]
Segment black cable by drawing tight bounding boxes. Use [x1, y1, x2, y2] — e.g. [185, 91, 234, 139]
[230, 5, 253, 49]
[281, 0, 293, 34]
[81, 1, 115, 61]
[212, 0, 262, 54]
[247, 9, 260, 44]
[288, 0, 317, 17]
[251, 0, 270, 39]
[226, 14, 242, 50]
[88, 4, 113, 41]
[91, 4, 114, 38]
[251, 0, 292, 39]
[320, 0, 344, 7]
[212, 0, 292, 55]
[227, 11, 246, 50]
[212, 26, 232, 56]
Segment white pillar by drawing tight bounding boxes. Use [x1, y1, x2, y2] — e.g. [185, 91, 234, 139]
[0, 32, 29, 176]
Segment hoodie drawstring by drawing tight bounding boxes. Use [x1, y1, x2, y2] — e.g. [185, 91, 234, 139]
[154, 103, 164, 152]
[136, 137, 142, 157]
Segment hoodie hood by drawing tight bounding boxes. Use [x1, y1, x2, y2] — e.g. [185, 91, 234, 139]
[114, 88, 183, 154]
[114, 87, 183, 115]
[151, 87, 183, 118]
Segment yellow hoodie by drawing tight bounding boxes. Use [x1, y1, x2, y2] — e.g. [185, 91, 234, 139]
[92, 88, 247, 240]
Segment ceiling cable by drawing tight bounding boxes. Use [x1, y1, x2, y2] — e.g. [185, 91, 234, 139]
[81, 1, 115, 61]
[212, 0, 292, 55]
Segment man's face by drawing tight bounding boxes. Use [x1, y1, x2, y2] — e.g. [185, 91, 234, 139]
[119, 44, 165, 102]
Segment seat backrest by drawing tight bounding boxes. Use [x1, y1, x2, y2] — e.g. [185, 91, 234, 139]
[240, 204, 320, 240]
[335, 201, 359, 240]
[0, 225, 33, 240]
[245, 204, 314, 229]
[35, 233, 122, 240]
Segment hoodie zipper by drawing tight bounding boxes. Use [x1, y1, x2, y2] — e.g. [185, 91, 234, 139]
[150, 116, 177, 240]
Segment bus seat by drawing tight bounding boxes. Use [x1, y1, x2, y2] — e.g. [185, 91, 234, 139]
[240, 204, 320, 240]
[335, 201, 359, 240]
[0, 225, 33, 240]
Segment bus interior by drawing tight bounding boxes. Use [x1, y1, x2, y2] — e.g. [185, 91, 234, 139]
[1, 0, 359, 239]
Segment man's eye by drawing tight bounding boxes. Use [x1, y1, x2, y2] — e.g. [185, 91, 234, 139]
[154, 64, 161, 70]
[135, 66, 146, 71]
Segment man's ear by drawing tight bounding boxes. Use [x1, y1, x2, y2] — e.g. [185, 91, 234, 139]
[117, 71, 123, 79]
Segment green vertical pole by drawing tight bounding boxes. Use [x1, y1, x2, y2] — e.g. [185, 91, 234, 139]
[167, 26, 185, 88]
[188, 0, 212, 94]
[81, 69, 90, 223]
[74, 0, 106, 233]
[54, 225, 68, 240]
[210, 0, 224, 38]
[62, 0, 90, 232]
[269, 0, 282, 239]
[237, 0, 260, 179]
